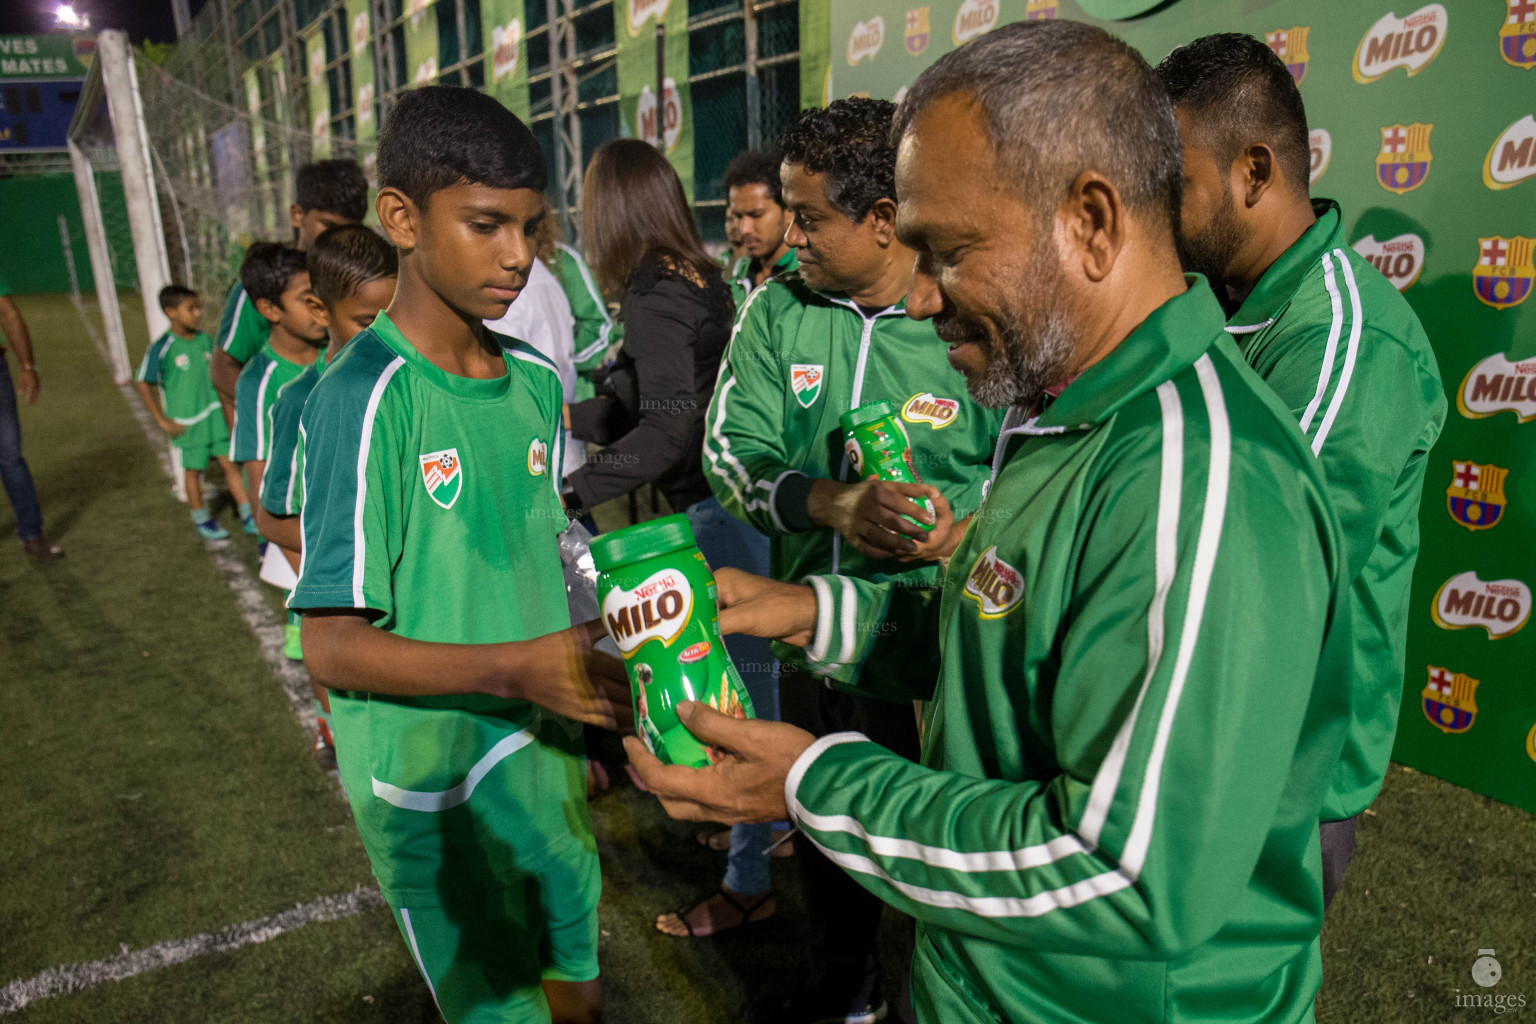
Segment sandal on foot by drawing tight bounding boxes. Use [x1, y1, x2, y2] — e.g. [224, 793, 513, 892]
[656, 887, 774, 938]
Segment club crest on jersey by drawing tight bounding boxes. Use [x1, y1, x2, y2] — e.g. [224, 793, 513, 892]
[1446, 460, 1509, 531]
[901, 392, 960, 428]
[1484, 115, 1536, 190]
[1309, 128, 1332, 184]
[791, 363, 824, 408]
[174, 353, 191, 370]
[1473, 236, 1535, 309]
[1376, 123, 1433, 194]
[527, 437, 548, 476]
[1458, 351, 1536, 421]
[420, 448, 463, 509]
[1265, 26, 1310, 83]
[1422, 666, 1479, 734]
[952, 0, 998, 45]
[1432, 571, 1532, 639]
[846, 17, 884, 65]
[1501, 0, 1536, 69]
[1023, 0, 1057, 19]
[1353, 233, 1425, 291]
[963, 545, 1024, 619]
[1353, 4, 1447, 83]
[904, 7, 929, 55]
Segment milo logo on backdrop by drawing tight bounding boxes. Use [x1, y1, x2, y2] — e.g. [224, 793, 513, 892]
[847, 17, 885, 65]
[1309, 129, 1332, 184]
[602, 568, 695, 654]
[1353, 233, 1425, 291]
[1353, 4, 1447, 83]
[1459, 351, 1536, 420]
[1483, 114, 1536, 191]
[1433, 571, 1531, 639]
[627, 0, 671, 35]
[953, 0, 999, 45]
[491, 18, 522, 82]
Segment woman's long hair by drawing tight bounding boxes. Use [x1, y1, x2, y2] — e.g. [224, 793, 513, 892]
[582, 139, 717, 297]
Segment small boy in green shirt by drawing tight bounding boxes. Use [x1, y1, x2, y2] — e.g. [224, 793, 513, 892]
[133, 285, 252, 540]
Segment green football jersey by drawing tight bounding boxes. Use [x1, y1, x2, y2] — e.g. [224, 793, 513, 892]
[259, 349, 328, 516]
[136, 330, 227, 452]
[726, 247, 797, 310]
[703, 269, 1004, 590]
[552, 241, 618, 374]
[230, 344, 311, 463]
[787, 284, 1353, 1024]
[1225, 199, 1445, 821]
[216, 282, 271, 365]
[289, 311, 575, 904]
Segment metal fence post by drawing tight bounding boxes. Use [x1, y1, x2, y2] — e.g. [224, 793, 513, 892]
[745, 0, 760, 151]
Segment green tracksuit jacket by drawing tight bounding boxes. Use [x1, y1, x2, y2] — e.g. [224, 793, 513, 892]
[785, 283, 1353, 1024]
[1226, 199, 1444, 821]
[702, 270, 1003, 592]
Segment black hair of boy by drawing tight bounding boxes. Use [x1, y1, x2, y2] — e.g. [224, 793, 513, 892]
[779, 98, 898, 222]
[239, 243, 310, 306]
[307, 225, 399, 306]
[295, 159, 370, 222]
[158, 284, 198, 311]
[377, 86, 547, 210]
[722, 149, 784, 207]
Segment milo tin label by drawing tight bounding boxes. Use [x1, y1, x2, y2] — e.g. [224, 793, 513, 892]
[598, 552, 754, 768]
[842, 408, 936, 531]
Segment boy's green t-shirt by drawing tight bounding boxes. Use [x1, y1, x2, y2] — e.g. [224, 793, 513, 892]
[135, 330, 223, 427]
[230, 344, 310, 462]
[216, 283, 271, 364]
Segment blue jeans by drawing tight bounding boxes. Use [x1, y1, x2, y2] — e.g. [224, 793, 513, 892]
[0, 355, 43, 542]
[685, 495, 779, 896]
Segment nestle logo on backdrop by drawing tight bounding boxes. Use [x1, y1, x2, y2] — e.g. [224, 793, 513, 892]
[1353, 233, 1425, 291]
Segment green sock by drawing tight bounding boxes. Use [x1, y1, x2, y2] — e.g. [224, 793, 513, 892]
[288, 607, 299, 627]
[238, 502, 253, 519]
[190, 508, 210, 524]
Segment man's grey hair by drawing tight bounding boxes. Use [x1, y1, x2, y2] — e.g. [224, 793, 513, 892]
[892, 20, 1182, 226]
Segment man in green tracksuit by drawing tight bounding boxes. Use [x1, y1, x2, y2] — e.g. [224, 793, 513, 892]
[1157, 34, 1445, 903]
[703, 99, 1002, 1023]
[630, 22, 1354, 1024]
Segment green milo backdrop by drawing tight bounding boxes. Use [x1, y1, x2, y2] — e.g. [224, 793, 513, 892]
[826, 0, 1536, 812]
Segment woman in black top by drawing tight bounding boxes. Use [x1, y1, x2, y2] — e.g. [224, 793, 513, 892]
[563, 139, 782, 940]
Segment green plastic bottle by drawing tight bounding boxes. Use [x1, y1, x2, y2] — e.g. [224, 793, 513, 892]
[590, 515, 755, 768]
[839, 401, 935, 532]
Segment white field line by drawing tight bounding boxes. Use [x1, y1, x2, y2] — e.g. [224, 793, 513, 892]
[0, 887, 386, 1014]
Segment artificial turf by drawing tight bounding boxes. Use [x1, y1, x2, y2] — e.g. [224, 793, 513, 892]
[1, 292, 1531, 1023]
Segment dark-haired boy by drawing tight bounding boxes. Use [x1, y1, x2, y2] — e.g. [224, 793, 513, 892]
[703, 99, 1002, 1022]
[724, 149, 797, 303]
[230, 244, 326, 526]
[1157, 33, 1444, 905]
[211, 159, 368, 407]
[134, 285, 252, 540]
[258, 224, 396, 754]
[292, 86, 628, 1024]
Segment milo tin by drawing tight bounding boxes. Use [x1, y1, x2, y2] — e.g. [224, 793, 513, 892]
[839, 401, 935, 532]
[590, 514, 755, 768]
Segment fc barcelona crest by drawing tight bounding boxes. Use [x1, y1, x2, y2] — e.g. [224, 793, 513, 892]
[1422, 665, 1479, 734]
[1446, 460, 1509, 531]
[791, 363, 824, 408]
[1501, 0, 1536, 70]
[904, 7, 929, 56]
[1265, 26, 1310, 84]
[1023, 0, 1057, 19]
[1376, 123, 1433, 194]
[1473, 235, 1536, 309]
[420, 448, 463, 509]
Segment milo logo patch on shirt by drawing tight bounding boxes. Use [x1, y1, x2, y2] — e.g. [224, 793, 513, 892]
[528, 437, 548, 476]
[963, 545, 1024, 619]
[602, 569, 695, 654]
[901, 392, 960, 428]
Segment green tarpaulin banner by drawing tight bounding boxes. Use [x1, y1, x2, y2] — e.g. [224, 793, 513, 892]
[405, 0, 440, 87]
[800, 0, 833, 111]
[242, 65, 270, 233]
[347, 0, 378, 147]
[826, 0, 1536, 812]
[267, 53, 294, 224]
[0, 34, 92, 79]
[305, 26, 332, 159]
[482, 0, 531, 121]
[614, 0, 693, 197]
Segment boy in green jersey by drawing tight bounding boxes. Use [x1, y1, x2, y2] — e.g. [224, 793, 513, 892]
[211, 160, 369, 409]
[230, 244, 326, 516]
[258, 224, 397, 761]
[134, 285, 252, 540]
[291, 87, 629, 1024]
[1157, 34, 1445, 905]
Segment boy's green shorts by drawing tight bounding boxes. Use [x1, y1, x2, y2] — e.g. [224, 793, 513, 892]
[173, 412, 230, 472]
